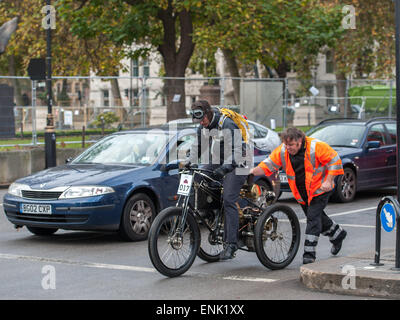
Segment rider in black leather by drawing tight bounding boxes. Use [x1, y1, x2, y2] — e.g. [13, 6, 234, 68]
[188, 100, 251, 260]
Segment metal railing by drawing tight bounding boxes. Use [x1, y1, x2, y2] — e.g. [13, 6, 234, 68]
[0, 76, 397, 147]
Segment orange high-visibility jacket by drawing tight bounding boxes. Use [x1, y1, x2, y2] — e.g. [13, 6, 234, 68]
[258, 137, 344, 205]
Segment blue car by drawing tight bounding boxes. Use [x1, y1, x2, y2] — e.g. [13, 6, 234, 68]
[279, 117, 396, 202]
[3, 127, 280, 241]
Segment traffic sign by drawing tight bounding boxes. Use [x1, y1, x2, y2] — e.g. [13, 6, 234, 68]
[380, 202, 396, 232]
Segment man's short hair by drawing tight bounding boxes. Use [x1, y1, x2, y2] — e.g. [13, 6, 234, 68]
[281, 127, 305, 143]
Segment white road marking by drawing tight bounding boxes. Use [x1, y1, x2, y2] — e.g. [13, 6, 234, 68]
[222, 275, 277, 283]
[299, 206, 377, 228]
[0, 253, 279, 283]
[328, 206, 377, 218]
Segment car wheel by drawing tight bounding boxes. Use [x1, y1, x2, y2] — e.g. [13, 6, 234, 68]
[26, 226, 58, 236]
[119, 193, 156, 242]
[331, 167, 357, 203]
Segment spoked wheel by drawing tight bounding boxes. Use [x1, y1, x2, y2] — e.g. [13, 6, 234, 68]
[197, 211, 224, 262]
[148, 207, 200, 277]
[254, 204, 300, 270]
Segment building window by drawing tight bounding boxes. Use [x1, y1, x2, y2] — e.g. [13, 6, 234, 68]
[132, 59, 139, 77]
[325, 85, 335, 108]
[325, 50, 334, 74]
[103, 90, 110, 107]
[143, 59, 150, 77]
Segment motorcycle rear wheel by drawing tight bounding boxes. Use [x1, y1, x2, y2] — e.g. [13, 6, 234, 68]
[254, 204, 300, 270]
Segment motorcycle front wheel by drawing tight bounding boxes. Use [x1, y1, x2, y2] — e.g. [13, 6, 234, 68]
[148, 207, 200, 278]
[254, 204, 300, 270]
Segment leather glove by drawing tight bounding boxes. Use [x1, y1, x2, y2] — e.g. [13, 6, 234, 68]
[180, 160, 191, 169]
[213, 166, 227, 180]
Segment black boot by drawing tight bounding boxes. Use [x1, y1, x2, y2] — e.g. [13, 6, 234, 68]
[219, 243, 238, 261]
[331, 230, 347, 255]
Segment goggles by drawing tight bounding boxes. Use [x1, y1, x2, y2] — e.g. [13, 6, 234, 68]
[191, 108, 205, 121]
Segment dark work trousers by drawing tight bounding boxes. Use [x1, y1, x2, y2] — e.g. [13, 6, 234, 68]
[201, 164, 247, 244]
[300, 191, 345, 259]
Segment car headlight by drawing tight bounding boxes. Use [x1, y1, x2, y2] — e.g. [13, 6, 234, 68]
[59, 186, 115, 199]
[8, 183, 28, 197]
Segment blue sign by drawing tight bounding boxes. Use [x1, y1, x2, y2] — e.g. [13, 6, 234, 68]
[380, 202, 396, 232]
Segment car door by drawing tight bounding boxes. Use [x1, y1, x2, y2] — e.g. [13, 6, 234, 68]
[383, 122, 397, 186]
[359, 124, 390, 187]
[159, 134, 196, 206]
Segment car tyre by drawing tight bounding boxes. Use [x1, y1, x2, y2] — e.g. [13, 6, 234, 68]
[26, 226, 58, 236]
[330, 167, 356, 203]
[119, 193, 156, 242]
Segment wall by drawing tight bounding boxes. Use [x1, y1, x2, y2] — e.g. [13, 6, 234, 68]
[0, 148, 85, 186]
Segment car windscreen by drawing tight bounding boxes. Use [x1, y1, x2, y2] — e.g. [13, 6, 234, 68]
[72, 132, 169, 165]
[308, 124, 365, 148]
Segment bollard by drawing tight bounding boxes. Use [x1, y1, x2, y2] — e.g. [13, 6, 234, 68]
[372, 196, 400, 271]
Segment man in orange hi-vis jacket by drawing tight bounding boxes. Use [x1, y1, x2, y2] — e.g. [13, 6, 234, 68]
[250, 127, 347, 264]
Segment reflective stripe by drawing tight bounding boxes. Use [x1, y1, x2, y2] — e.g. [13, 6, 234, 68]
[309, 139, 318, 168]
[328, 164, 343, 171]
[286, 174, 295, 180]
[322, 222, 337, 236]
[304, 246, 316, 253]
[330, 226, 343, 241]
[328, 155, 341, 165]
[262, 159, 276, 172]
[315, 166, 326, 174]
[305, 234, 319, 242]
[265, 158, 280, 171]
[280, 145, 286, 172]
[294, 195, 305, 204]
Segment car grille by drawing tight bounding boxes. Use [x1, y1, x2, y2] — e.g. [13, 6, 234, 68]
[21, 190, 63, 200]
[5, 212, 89, 224]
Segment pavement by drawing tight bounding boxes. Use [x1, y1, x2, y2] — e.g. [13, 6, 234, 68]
[300, 248, 400, 299]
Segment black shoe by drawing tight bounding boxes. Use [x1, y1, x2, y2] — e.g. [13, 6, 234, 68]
[219, 243, 238, 261]
[331, 230, 347, 256]
[302, 257, 315, 264]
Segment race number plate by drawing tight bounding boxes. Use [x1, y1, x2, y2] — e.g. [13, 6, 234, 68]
[21, 203, 52, 215]
[177, 174, 193, 196]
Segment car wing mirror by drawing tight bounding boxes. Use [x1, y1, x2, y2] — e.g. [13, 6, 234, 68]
[160, 160, 180, 172]
[366, 141, 380, 150]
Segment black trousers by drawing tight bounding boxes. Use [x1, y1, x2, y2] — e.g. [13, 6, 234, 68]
[300, 191, 345, 259]
[202, 164, 247, 244]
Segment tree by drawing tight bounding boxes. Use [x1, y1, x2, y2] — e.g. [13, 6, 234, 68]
[60, 0, 203, 121]
[193, 0, 344, 101]
[0, 0, 125, 108]
[323, 1, 395, 115]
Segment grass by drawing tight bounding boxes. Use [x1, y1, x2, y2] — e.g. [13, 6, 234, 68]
[0, 135, 95, 151]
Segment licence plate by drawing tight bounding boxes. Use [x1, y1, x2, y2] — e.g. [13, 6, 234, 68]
[177, 174, 193, 196]
[21, 204, 52, 215]
[279, 173, 288, 183]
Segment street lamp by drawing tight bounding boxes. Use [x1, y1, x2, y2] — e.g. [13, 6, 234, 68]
[393, 0, 400, 270]
[45, 0, 56, 168]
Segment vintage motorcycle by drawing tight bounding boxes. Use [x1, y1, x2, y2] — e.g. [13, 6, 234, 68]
[148, 165, 300, 278]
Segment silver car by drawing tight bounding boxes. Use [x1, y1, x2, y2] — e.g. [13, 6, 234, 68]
[166, 118, 281, 152]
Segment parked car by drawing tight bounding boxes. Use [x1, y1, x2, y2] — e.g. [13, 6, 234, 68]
[3, 127, 280, 240]
[166, 118, 281, 152]
[279, 117, 396, 202]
